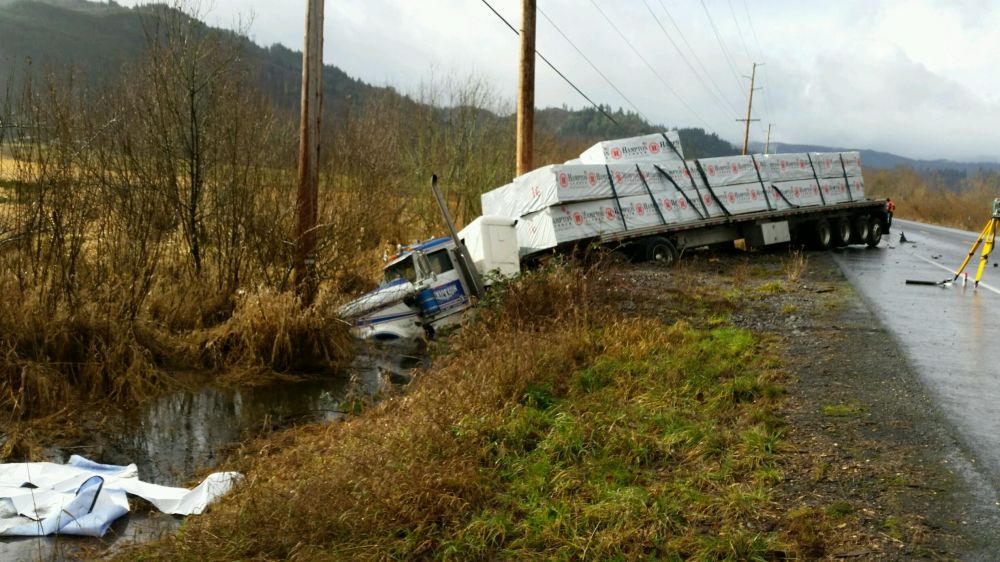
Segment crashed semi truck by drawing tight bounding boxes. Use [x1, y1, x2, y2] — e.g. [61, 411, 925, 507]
[340, 132, 889, 340]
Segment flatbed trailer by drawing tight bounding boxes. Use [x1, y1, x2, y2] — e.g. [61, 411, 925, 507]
[587, 198, 889, 264]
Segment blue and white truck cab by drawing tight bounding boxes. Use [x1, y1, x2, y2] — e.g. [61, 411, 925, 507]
[338, 217, 520, 341]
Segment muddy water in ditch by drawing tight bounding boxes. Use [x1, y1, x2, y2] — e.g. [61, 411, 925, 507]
[0, 344, 425, 561]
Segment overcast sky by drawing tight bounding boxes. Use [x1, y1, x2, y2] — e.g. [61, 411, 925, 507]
[121, 0, 1000, 162]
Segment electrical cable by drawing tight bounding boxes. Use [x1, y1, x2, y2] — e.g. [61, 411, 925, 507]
[699, 0, 748, 98]
[654, 0, 742, 120]
[742, 0, 775, 137]
[479, 0, 621, 127]
[728, 0, 766, 135]
[640, 0, 740, 121]
[536, 5, 650, 124]
[586, 0, 714, 130]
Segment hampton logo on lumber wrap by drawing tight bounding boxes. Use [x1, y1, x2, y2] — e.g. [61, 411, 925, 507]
[605, 138, 670, 161]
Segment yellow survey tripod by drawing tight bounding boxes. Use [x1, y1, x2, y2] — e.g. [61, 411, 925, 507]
[954, 198, 1000, 287]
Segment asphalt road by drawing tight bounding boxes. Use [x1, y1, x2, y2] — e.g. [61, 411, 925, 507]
[832, 218, 1000, 486]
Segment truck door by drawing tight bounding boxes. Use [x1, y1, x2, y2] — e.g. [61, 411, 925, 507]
[416, 247, 469, 318]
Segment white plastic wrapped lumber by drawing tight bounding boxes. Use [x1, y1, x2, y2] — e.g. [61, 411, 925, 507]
[810, 151, 862, 179]
[481, 161, 694, 219]
[695, 154, 765, 187]
[818, 175, 865, 204]
[768, 179, 823, 209]
[579, 131, 684, 165]
[516, 194, 688, 255]
[754, 153, 816, 182]
[712, 182, 772, 215]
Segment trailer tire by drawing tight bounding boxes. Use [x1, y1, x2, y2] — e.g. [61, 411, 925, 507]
[852, 216, 870, 244]
[866, 218, 883, 247]
[644, 237, 678, 265]
[608, 247, 633, 265]
[832, 217, 852, 247]
[812, 220, 833, 250]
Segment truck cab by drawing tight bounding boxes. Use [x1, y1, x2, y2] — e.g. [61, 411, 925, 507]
[339, 217, 519, 341]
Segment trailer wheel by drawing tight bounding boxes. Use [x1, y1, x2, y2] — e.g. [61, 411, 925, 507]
[852, 215, 870, 244]
[608, 247, 633, 265]
[832, 217, 852, 247]
[644, 237, 678, 265]
[811, 220, 833, 250]
[866, 218, 883, 247]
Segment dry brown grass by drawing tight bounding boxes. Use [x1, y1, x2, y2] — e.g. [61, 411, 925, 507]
[196, 288, 352, 373]
[126, 265, 596, 561]
[865, 166, 1000, 230]
[125, 261, 794, 561]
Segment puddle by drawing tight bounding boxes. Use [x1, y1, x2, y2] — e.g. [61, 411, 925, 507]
[0, 343, 426, 560]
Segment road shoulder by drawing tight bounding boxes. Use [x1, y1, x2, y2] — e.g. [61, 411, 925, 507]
[744, 252, 998, 559]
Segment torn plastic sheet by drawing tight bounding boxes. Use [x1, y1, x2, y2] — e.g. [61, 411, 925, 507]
[0, 455, 241, 537]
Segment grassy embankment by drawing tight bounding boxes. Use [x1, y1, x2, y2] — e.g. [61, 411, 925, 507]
[128, 257, 825, 561]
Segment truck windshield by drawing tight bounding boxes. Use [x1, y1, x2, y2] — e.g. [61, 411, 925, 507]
[383, 256, 416, 284]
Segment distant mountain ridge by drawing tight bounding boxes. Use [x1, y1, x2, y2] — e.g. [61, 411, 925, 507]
[0, 0, 740, 159]
[0, 0, 385, 114]
[750, 141, 1000, 175]
[7, 0, 992, 174]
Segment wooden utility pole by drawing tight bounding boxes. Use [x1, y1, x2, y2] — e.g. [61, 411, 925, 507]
[764, 123, 774, 154]
[738, 62, 761, 155]
[515, 0, 536, 176]
[294, 0, 324, 305]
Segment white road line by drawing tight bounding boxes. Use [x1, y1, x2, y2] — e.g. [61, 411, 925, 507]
[910, 252, 1000, 296]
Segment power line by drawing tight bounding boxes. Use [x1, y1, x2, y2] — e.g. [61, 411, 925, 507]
[585, 0, 714, 131]
[727, 0, 754, 70]
[699, 0, 747, 100]
[742, 0, 775, 136]
[479, 0, 620, 127]
[727, 0, 766, 135]
[640, 0, 740, 120]
[653, 0, 742, 121]
[536, 5, 649, 123]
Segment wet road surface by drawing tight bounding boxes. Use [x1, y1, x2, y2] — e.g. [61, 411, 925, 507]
[832, 218, 1000, 487]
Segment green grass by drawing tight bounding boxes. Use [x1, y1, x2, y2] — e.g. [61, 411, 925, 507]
[433, 321, 785, 560]
[821, 402, 865, 417]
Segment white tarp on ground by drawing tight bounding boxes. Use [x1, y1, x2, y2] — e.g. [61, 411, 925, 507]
[0, 455, 241, 537]
[579, 131, 684, 165]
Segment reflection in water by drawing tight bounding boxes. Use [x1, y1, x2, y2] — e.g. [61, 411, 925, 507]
[0, 345, 425, 560]
[101, 347, 424, 485]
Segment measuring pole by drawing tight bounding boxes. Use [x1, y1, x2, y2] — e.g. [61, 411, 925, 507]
[294, 0, 324, 305]
[739, 62, 760, 155]
[516, 0, 536, 176]
[764, 123, 774, 154]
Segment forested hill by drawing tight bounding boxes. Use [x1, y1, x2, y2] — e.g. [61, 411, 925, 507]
[0, 0, 736, 156]
[0, 0, 383, 113]
[536, 106, 737, 159]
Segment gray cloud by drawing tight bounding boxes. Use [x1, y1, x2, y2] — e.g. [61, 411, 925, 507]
[116, 0, 1000, 162]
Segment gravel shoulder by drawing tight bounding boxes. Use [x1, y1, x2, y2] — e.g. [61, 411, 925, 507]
[610, 251, 999, 559]
[740, 253, 998, 559]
